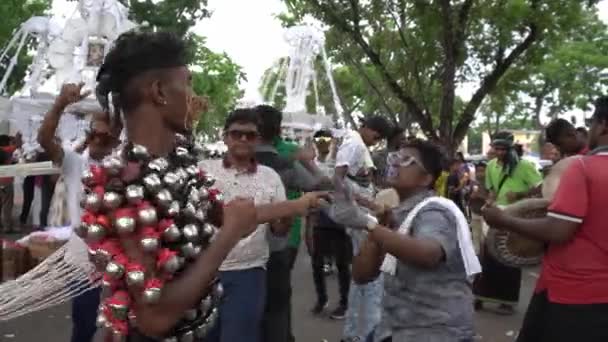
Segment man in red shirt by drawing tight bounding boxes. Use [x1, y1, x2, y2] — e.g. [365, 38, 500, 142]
[482, 97, 608, 342]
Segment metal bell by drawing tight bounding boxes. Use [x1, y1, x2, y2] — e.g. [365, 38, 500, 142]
[198, 187, 209, 201]
[162, 254, 182, 274]
[180, 242, 198, 259]
[105, 261, 125, 279]
[114, 216, 136, 235]
[175, 168, 189, 182]
[166, 201, 181, 218]
[182, 224, 200, 243]
[155, 188, 173, 209]
[143, 173, 162, 194]
[126, 269, 145, 287]
[194, 323, 209, 339]
[87, 223, 106, 242]
[201, 223, 216, 238]
[178, 330, 195, 342]
[181, 202, 197, 220]
[96, 313, 108, 328]
[103, 192, 123, 211]
[137, 206, 158, 226]
[129, 144, 150, 162]
[142, 287, 161, 304]
[102, 156, 125, 176]
[185, 165, 200, 179]
[161, 222, 181, 242]
[163, 172, 181, 192]
[187, 187, 200, 205]
[183, 309, 198, 321]
[202, 174, 216, 187]
[194, 209, 207, 223]
[147, 157, 170, 175]
[212, 283, 224, 302]
[84, 192, 103, 212]
[199, 296, 213, 314]
[125, 185, 145, 205]
[82, 168, 95, 187]
[174, 133, 189, 147]
[174, 146, 191, 163]
[140, 237, 160, 253]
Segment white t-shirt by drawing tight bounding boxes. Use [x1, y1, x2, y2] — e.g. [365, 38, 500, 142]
[62, 147, 97, 229]
[199, 159, 287, 271]
[336, 129, 374, 176]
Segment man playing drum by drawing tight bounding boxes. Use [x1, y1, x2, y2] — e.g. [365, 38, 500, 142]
[483, 97, 608, 342]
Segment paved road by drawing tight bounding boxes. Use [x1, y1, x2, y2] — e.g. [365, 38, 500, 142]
[1, 246, 538, 342]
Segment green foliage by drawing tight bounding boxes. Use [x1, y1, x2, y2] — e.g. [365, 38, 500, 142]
[190, 36, 245, 139]
[124, 0, 244, 138]
[119, 0, 210, 35]
[279, 0, 603, 152]
[0, 0, 50, 95]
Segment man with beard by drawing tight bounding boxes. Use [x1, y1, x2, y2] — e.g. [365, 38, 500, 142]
[94, 30, 327, 340]
[482, 97, 608, 342]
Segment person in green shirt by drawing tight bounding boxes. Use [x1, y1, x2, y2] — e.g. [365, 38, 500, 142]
[474, 131, 543, 315]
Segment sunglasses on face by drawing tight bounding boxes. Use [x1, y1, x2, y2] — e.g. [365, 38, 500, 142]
[387, 152, 427, 173]
[314, 137, 332, 143]
[226, 129, 259, 141]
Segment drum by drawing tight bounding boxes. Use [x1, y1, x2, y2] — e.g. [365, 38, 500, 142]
[485, 157, 576, 267]
[485, 198, 549, 267]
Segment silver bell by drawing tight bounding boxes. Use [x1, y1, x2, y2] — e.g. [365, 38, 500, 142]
[140, 237, 159, 253]
[187, 187, 200, 205]
[155, 188, 173, 209]
[82, 168, 95, 186]
[137, 207, 158, 226]
[178, 331, 195, 342]
[194, 209, 207, 222]
[185, 165, 200, 178]
[95, 313, 108, 328]
[181, 202, 197, 220]
[126, 270, 145, 287]
[182, 224, 200, 243]
[142, 287, 162, 304]
[147, 157, 170, 175]
[143, 173, 162, 194]
[87, 223, 106, 242]
[102, 156, 125, 176]
[199, 296, 213, 314]
[129, 144, 150, 162]
[181, 242, 199, 259]
[84, 192, 102, 212]
[201, 223, 216, 238]
[166, 201, 181, 218]
[163, 172, 181, 192]
[125, 185, 145, 205]
[115, 216, 136, 235]
[103, 192, 123, 211]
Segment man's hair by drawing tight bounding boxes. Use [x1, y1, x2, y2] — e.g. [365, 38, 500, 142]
[403, 139, 446, 188]
[545, 118, 574, 145]
[253, 105, 282, 141]
[593, 96, 608, 123]
[361, 116, 392, 139]
[96, 31, 191, 114]
[313, 129, 333, 138]
[224, 108, 260, 131]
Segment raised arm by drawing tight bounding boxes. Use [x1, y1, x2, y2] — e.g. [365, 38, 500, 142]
[37, 83, 91, 164]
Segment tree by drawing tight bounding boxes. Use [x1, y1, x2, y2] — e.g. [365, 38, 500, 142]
[190, 36, 245, 138]
[118, 0, 210, 36]
[123, 0, 244, 138]
[485, 11, 608, 129]
[280, 0, 601, 152]
[0, 0, 50, 95]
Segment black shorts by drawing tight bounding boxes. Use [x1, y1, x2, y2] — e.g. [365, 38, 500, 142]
[517, 291, 608, 342]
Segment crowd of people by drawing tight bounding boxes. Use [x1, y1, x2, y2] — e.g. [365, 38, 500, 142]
[1, 29, 608, 342]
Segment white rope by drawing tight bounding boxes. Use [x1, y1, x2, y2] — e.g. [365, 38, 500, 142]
[0, 234, 100, 321]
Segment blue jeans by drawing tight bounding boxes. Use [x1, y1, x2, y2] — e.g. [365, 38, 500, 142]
[71, 286, 101, 342]
[343, 230, 383, 340]
[207, 267, 267, 342]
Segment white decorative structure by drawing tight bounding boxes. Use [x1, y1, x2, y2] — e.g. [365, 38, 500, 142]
[0, 0, 136, 153]
[260, 25, 340, 143]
